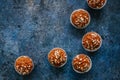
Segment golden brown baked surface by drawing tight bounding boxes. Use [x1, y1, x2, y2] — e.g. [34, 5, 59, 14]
[48, 48, 67, 67]
[71, 9, 90, 29]
[72, 54, 91, 73]
[14, 56, 34, 75]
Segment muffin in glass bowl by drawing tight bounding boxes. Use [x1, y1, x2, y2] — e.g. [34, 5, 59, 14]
[87, 0, 107, 9]
[14, 56, 34, 75]
[82, 32, 102, 52]
[72, 54, 92, 73]
[48, 48, 67, 68]
[70, 9, 91, 29]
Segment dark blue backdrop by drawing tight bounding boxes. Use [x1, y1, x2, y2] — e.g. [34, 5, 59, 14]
[0, 0, 120, 80]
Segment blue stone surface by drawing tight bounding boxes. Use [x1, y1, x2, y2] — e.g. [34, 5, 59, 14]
[0, 0, 120, 80]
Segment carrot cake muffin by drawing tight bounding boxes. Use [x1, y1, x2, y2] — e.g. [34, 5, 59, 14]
[82, 32, 102, 52]
[14, 56, 34, 75]
[72, 54, 92, 73]
[70, 9, 90, 29]
[48, 48, 67, 67]
[87, 0, 107, 9]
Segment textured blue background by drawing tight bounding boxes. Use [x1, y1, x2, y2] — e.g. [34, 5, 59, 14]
[0, 0, 120, 80]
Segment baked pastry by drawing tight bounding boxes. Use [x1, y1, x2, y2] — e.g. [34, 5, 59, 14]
[48, 48, 67, 67]
[72, 54, 92, 73]
[14, 56, 34, 75]
[82, 32, 102, 52]
[87, 0, 107, 9]
[70, 9, 90, 29]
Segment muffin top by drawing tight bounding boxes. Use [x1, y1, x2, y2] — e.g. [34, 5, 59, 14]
[82, 32, 102, 52]
[70, 9, 90, 29]
[48, 48, 67, 67]
[14, 56, 34, 75]
[87, 0, 107, 9]
[72, 54, 92, 73]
